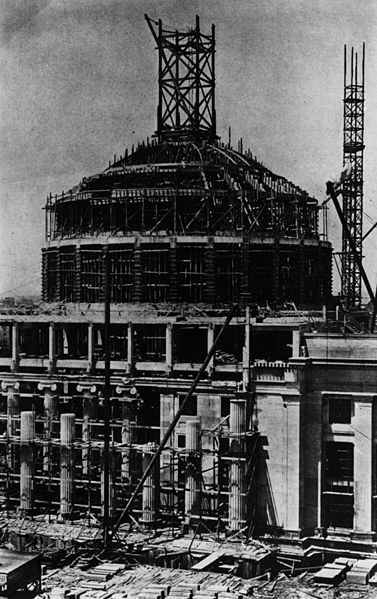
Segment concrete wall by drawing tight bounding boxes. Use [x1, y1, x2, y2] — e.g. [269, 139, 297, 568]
[306, 334, 377, 360]
[255, 387, 302, 534]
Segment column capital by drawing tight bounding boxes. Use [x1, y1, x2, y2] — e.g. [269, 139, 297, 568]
[38, 382, 58, 392]
[1, 381, 20, 391]
[76, 384, 97, 393]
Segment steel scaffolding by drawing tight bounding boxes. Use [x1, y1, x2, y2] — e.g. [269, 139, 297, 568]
[341, 43, 365, 307]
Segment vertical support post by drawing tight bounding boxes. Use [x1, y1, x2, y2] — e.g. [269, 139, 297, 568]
[60, 413, 75, 519]
[207, 324, 215, 376]
[243, 307, 250, 390]
[48, 322, 55, 374]
[81, 390, 96, 476]
[19, 411, 35, 515]
[102, 246, 111, 544]
[127, 323, 133, 374]
[228, 399, 246, 531]
[11, 322, 19, 373]
[292, 329, 301, 358]
[39, 384, 58, 472]
[120, 399, 135, 483]
[5, 383, 20, 469]
[317, 458, 322, 531]
[185, 417, 202, 517]
[166, 323, 173, 374]
[87, 322, 94, 372]
[141, 443, 158, 525]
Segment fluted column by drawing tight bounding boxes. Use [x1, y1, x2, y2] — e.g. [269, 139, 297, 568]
[60, 413, 75, 518]
[185, 417, 202, 517]
[20, 411, 35, 515]
[11, 323, 19, 373]
[141, 443, 158, 525]
[38, 383, 58, 472]
[77, 384, 97, 476]
[229, 399, 247, 531]
[166, 323, 173, 374]
[2, 381, 20, 469]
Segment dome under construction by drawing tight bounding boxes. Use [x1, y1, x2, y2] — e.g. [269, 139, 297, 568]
[42, 14, 332, 308]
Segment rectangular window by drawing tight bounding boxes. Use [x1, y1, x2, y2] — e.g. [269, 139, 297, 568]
[179, 394, 197, 416]
[328, 396, 352, 424]
[325, 441, 354, 492]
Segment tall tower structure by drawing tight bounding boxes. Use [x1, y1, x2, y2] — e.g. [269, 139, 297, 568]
[341, 43, 365, 307]
[145, 14, 216, 142]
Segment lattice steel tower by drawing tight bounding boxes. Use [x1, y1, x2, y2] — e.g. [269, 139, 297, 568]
[342, 43, 365, 307]
[145, 14, 216, 142]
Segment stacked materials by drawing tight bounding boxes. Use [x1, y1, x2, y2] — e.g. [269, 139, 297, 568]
[346, 558, 377, 585]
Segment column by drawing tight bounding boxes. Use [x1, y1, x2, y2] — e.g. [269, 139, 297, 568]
[19, 411, 35, 515]
[77, 385, 97, 476]
[60, 413, 75, 518]
[353, 397, 373, 535]
[127, 323, 133, 374]
[207, 324, 214, 376]
[284, 396, 301, 533]
[242, 307, 250, 390]
[166, 323, 173, 374]
[228, 399, 246, 531]
[120, 401, 133, 483]
[2, 382, 20, 468]
[185, 417, 202, 517]
[48, 322, 56, 374]
[38, 383, 58, 472]
[11, 323, 19, 373]
[141, 443, 158, 525]
[87, 323, 94, 372]
[292, 329, 301, 358]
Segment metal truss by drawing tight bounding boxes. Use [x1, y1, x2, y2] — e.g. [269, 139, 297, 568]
[342, 44, 365, 307]
[145, 14, 216, 142]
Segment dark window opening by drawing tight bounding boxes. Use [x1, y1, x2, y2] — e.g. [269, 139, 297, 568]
[177, 246, 205, 302]
[328, 397, 352, 424]
[174, 327, 207, 363]
[177, 434, 186, 448]
[134, 325, 166, 362]
[221, 396, 230, 418]
[81, 250, 102, 303]
[60, 249, 76, 302]
[179, 394, 197, 416]
[142, 247, 170, 302]
[55, 325, 88, 359]
[324, 493, 354, 529]
[19, 325, 49, 358]
[325, 441, 354, 493]
[251, 331, 292, 362]
[215, 325, 243, 364]
[215, 246, 242, 302]
[46, 251, 58, 301]
[110, 249, 133, 302]
[0, 325, 12, 357]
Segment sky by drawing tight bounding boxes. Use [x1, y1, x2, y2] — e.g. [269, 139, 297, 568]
[0, 0, 377, 298]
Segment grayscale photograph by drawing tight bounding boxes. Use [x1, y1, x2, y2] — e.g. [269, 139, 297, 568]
[0, 1, 377, 597]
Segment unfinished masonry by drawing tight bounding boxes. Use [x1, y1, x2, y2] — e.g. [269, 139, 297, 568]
[0, 15, 376, 544]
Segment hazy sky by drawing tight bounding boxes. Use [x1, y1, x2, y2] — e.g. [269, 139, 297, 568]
[1, 0, 377, 298]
